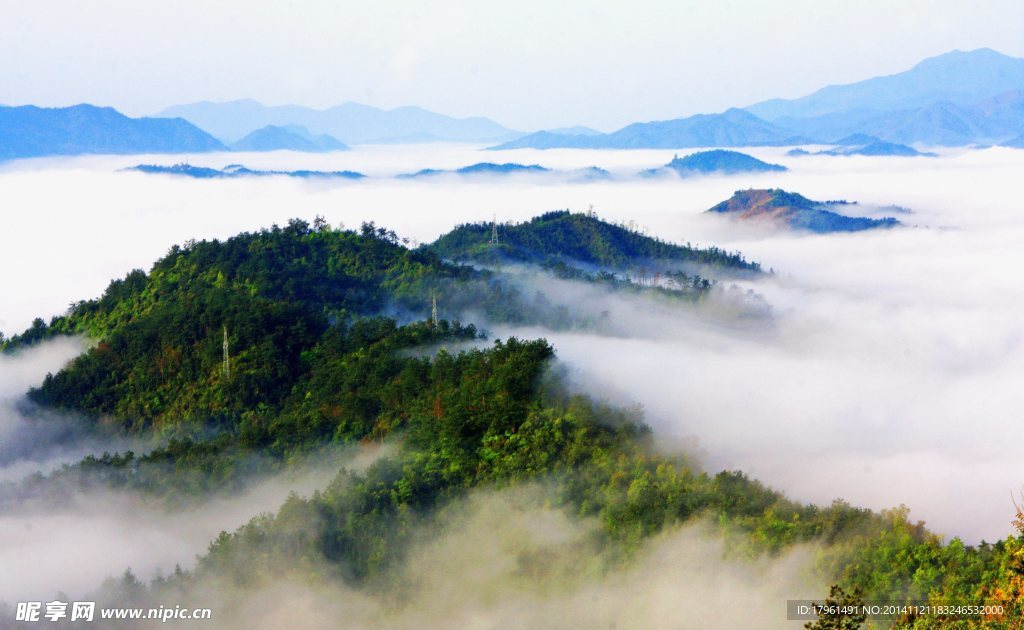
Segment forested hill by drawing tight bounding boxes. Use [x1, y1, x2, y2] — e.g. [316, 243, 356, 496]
[427, 210, 761, 274]
[1, 214, 757, 434]
[4, 219, 591, 435]
[2, 218, 1021, 624]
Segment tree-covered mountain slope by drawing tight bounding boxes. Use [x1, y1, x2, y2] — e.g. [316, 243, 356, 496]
[1, 214, 768, 439]
[2, 218, 1021, 626]
[1, 220, 595, 435]
[427, 210, 761, 275]
[14, 317, 1020, 626]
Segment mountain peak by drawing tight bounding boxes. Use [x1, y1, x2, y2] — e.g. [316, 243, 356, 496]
[746, 47, 1024, 122]
[231, 124, 349, 152]
[0, 104, 226, 159]
[918, 47, 1007, 62]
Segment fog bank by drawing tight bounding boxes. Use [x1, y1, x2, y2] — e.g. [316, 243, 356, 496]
[2, 145, 1021, 542]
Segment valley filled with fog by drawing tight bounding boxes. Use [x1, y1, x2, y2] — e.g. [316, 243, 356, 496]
[1, 140, 1021, 599]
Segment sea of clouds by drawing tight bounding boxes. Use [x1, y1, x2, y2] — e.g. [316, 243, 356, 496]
[0, 143, 1020, 557]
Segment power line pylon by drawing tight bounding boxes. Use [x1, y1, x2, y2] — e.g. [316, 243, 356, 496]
[222, 325, 230, 381]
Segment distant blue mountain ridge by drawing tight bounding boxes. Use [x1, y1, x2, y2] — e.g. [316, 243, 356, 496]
[231, 125, 349, 152]
[745, 48, 1024, 120]
[396, 162, 614, 181]
[492, 49, 1024, 149]
[4, 48, 1022, 159]
[787, 138, 936, 157]
[398, 163, 551, 178]
[127, 163, 365, 179]
[157, 99, 521, 144]
[490, 108, 809, 150]
[0, 104, 225, 160]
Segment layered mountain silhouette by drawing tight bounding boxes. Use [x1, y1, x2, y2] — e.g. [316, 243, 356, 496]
[4, 49, 1021, 159]
[746, 48, 1024, 120]
[543, 125, 603, 136]
[788, 138, 935, 157]
[776, 92, 1024, 146]
[707, 189, 901, 233]
[490, 108, 804, 150]
[398, 162, 550, 178]
[0, 104, 225, 159]
[127, 163, 365, 179]
[494, 49, 1024, 150]
[749, 50, 1024, 146]
[231, 125, 349, 152]
[158, 99, 519, 144]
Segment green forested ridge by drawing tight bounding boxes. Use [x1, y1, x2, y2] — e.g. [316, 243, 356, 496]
[427, 209, 762, 274]
[2, 217, 1021, 627]
[3, 219, 591, 433]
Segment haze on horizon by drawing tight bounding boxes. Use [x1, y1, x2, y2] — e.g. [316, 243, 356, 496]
[1, 0, 1022, 131]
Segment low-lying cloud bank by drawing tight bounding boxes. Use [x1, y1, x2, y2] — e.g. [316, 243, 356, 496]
[0, 337, 110, 482]
[163, 488, 821, 630]
[0, 442, 388, 603]
[489, 149, 1024, 542]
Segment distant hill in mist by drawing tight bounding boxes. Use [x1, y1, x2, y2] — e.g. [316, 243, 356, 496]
[642, 150, 787, 176]
[788, 139, 935, 158]
[158, 99, 521, 144]
[127, 163, 365, 179]
[0, 104, 226, 159]
[231, 125, 349, 152]
[398, 162, 550, 178]
[489, 108, 804, 150]
[707, 189, 902, 233]
[543, 125, 603, 136]
[746, 48, 1024, 120]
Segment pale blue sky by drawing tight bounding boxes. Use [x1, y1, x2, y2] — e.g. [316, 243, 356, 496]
[2, 0, 1022, 130]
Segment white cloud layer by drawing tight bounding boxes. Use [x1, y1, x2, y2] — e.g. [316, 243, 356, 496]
[1, 144, 1021, 547]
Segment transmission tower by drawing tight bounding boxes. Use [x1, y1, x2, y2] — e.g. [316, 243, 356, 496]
[489, 214, 499, 245]
[222, 325, 230, 381]
[431, 295, 438, 326]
